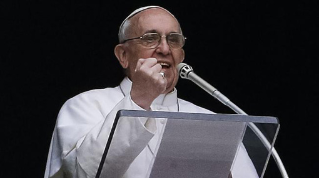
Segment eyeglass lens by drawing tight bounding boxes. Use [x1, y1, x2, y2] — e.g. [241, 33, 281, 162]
[141, 33, 185, 48]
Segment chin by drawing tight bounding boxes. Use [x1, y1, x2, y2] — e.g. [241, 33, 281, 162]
[165, 80, 177, 94]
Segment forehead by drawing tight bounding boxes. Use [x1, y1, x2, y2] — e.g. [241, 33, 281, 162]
[131, 8, 181, 34]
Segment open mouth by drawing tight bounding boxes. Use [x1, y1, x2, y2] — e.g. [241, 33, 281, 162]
[159, 62, 170, 69]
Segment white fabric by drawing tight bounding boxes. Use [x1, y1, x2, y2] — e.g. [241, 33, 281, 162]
[44, 77, 258, 178]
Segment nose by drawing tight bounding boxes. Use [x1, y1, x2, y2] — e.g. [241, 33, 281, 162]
[155, 36, 171, 55]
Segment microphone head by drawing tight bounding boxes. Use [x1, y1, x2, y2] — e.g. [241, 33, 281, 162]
[177, 63, 187, 73]
[177, 63, 193, 79]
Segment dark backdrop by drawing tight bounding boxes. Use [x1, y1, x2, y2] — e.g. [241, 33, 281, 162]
[1, 0, 318, 177]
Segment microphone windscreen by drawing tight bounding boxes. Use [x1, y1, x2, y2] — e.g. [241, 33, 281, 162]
[177, 63, 187, 74]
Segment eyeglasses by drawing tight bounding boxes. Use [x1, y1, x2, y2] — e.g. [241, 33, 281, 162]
[121, 32, 186, 49]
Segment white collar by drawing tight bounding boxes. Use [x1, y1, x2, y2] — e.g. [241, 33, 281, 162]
[119, 77, 178, 107]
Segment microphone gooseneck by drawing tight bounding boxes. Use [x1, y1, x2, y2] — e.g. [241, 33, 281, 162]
[177, 63, 244, 113]
[177, 62, 289, 178]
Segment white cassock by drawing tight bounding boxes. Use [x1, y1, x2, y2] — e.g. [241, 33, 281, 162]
[44, 77, 258, 178]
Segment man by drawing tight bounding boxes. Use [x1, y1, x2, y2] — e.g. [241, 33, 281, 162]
[45, 6, 258, 178]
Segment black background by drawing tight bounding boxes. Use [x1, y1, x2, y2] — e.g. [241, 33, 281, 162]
[1, 0, 318, 177]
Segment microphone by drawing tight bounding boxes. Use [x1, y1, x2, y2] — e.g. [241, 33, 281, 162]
[177, 63, 289, 178]
[177, 63, 244, 113]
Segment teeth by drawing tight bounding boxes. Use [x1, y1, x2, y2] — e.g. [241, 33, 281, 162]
[160, 62, 170, 67]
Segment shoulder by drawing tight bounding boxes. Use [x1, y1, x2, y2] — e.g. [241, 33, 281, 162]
[178, 98, 215, 114]
[60, 86, 123, 116]
[67, 86, 122, 104]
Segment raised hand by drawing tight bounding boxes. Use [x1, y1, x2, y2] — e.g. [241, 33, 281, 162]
[130, 58, 167, 110]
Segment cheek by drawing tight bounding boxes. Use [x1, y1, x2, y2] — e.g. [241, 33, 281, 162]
[129, 47, 154, 62]
[126, 48, 141, 67]
[170, 71, 180, 91]
[126, 48, 154, 75]
[173, 49, 185, 64]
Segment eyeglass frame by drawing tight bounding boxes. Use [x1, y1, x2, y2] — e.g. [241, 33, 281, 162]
[120, 32, 186, 49]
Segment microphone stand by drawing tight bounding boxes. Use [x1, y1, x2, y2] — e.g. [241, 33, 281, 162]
[178, 63, 289, 178]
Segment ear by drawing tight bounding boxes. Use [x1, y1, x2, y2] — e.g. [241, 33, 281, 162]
[114, 44, 129, 69]
[180, 49, 185, 63]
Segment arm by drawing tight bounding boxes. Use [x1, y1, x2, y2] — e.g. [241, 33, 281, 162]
[47, 58, 166, 178]
[50, 90, 156, 178]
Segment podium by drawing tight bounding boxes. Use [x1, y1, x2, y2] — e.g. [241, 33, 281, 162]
[96, 110, 279, 178]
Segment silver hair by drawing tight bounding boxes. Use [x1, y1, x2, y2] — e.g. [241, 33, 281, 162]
[118, 6, 182, 43]
[118, 18, 132, 43]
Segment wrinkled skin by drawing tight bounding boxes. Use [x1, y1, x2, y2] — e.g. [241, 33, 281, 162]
[114, 8, 185, 110]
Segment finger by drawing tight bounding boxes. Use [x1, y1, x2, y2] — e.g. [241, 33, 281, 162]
[158, 73, 168, 93]
[151, 63, 162, 73]
[142, 58, 157, 68]
[159, 72, 165, 78]
[139, 58, 162, 74]
[135, 58, 146, 71]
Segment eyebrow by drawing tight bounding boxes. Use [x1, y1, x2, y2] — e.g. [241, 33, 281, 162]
[144, 29, 158, 34]
[143, 29, 180, 34]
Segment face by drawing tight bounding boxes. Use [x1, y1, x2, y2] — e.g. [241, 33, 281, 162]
[117, 8, 185, 93]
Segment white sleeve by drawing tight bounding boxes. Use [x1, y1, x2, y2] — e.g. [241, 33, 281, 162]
[47, 92, 155, 178]
[231, 143, 259, 178]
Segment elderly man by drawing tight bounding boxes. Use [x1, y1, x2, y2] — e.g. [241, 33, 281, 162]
[45, 6, 258, 178]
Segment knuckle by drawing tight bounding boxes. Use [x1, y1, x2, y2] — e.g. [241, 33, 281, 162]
[138, 58, 145, 64]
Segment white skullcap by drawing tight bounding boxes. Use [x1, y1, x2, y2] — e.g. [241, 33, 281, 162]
[118, 6, 177, 42]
